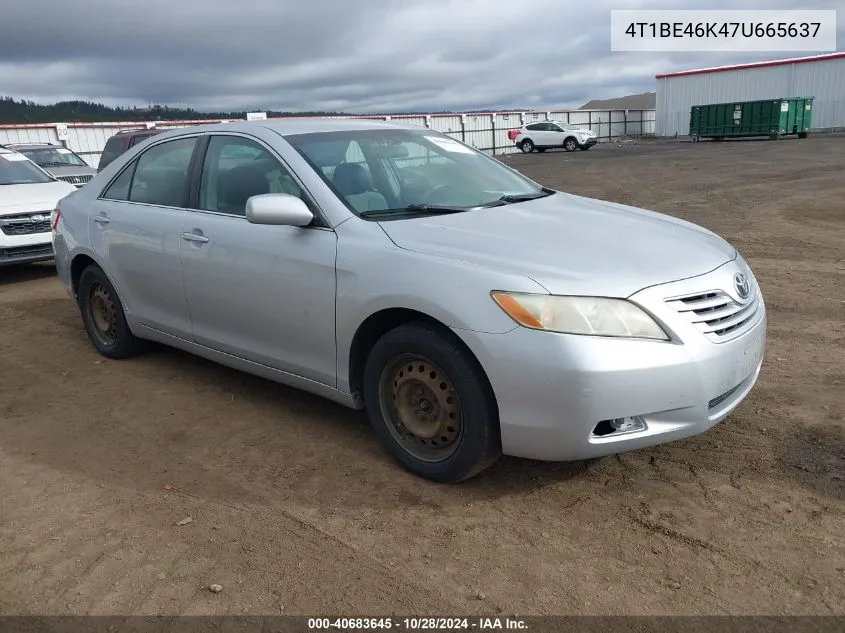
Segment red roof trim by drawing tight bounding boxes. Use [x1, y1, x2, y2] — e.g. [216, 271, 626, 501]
[0, 111, 542, 130]
[656, 52, 845, 79]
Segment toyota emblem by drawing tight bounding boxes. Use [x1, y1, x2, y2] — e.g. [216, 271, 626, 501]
[734, 273, 751, 300]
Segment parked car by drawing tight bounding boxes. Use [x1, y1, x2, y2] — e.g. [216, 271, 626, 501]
[512, 121, 597, 153]
[52, 120, 766, 483]
[7, 142, 97, 188]
[1, 146, 77, 267]
[97, 128, 164, 172]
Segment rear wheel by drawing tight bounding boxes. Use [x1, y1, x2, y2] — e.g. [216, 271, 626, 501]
[563, 137, 578, 152]
[363, 322, 501, 483]
[798, 132, 809, 139]
[520, 139, 534, 153]
[78, 265, 146, 359]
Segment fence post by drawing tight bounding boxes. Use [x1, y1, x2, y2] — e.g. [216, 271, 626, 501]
[624, 110, 628, 137]
[490, 114, 496, 155]
[460, 114, 466, 143]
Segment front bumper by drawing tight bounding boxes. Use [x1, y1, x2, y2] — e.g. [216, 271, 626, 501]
[579, 137, 597, 147]
[453, 261, 766, 461]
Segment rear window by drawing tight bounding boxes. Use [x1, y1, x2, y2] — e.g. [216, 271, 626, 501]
[129, 133, 156, 148]
[97, 137, 125, 171]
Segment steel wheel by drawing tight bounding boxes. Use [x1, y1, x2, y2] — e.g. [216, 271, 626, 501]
[88, 283, 119, 347]
[378, 353, 463, 462]
[564, 138, 577, 152]
[520, 139, 534, 153]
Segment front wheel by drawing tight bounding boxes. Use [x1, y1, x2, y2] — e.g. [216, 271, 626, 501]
[563, 137, 578, 152]
[78, 265, 146, 359]
[520, 139, 534, 153]
[363, 322, 501, 483]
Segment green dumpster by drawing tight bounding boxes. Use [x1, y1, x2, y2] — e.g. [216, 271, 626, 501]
[689, 97, 813, 141]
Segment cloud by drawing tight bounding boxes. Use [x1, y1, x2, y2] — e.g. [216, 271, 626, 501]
[0, 0, 841, 113]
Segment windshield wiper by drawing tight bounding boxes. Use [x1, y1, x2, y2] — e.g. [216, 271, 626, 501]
[497, 187, 556, 204]
[359, 204, 470, 218]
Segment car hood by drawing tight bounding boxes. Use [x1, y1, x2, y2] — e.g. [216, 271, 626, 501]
[0, 181, 77, 216]
[377, 192, 737, 297]
[45, 165, 97, 177]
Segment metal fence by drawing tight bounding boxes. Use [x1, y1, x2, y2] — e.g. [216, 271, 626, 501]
[0, 109, 656, 167]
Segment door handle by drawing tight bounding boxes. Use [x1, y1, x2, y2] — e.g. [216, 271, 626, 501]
[93, 215, 110, 225]
[181, 232, 209, 243]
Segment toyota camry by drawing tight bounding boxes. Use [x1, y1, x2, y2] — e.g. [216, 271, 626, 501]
[52, 119, 766, 482]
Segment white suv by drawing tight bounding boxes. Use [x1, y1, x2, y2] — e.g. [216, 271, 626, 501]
[0, 146, 77, 267]
[513, 121, 597, 153]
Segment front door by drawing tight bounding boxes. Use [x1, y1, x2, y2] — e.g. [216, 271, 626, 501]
[89, 136, 198, 338]
[179, 133, 338, 387]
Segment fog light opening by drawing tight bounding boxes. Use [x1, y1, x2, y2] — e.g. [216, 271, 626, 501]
[592, 416, 647, 437]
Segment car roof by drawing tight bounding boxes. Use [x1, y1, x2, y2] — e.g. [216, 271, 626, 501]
[111, 128, 164, 136]
[144, 118, 426, 143]
[5, 142, 62, 149]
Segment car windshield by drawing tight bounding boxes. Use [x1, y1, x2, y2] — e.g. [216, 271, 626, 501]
[16, 146, 88, 167]
[0, 152, 54, 185]
[285, 128, 548, 217]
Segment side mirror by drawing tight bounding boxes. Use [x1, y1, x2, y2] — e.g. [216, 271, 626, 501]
[245, 193, 314, 227]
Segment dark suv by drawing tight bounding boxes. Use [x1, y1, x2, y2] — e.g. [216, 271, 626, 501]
[97, 128, 165, 172]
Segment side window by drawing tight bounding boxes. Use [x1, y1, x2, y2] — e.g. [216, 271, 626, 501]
[97, 137, 124, 171]
[525, 123, 542, 131]
[198, 136, 303, 216]
[548, 124, 563, 132]
[128, 137, 197, 207]
[101, 160, 137, 201]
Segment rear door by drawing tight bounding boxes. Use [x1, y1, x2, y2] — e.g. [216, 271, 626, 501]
[89, 135, 198, 338]
[524, 123, 545, 145]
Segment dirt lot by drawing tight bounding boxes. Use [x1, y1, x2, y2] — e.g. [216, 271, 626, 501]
[1, 136, 843, 617]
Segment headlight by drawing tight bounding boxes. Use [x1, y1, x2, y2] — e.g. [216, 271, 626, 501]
[491, 292, 669, 340]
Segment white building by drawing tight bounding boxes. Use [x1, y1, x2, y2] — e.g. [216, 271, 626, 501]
[655, 52, 845, 137]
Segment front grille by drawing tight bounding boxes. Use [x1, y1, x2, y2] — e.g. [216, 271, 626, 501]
[665, 282, 761, 341]
[0, 243, 54, 259]
[0, 212, 52, 236]
[56, 174, 93, 186]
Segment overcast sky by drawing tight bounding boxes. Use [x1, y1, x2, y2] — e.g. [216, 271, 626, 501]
[0, 0, 841, 113]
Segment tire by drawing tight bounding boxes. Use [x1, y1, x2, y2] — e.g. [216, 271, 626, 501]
[563, 137, 578, 152]
[78, 264, 146, 359]
[520, 139, 534, 153]
[362, 322, 501, 483]
[798, 132, 808, 139]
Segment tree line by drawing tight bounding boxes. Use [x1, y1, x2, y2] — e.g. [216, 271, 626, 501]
[0, 97, 517, 124]
[0, 97, 347, 124]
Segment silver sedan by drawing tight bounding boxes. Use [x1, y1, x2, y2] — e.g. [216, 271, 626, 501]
[52, 119, 766, 482]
